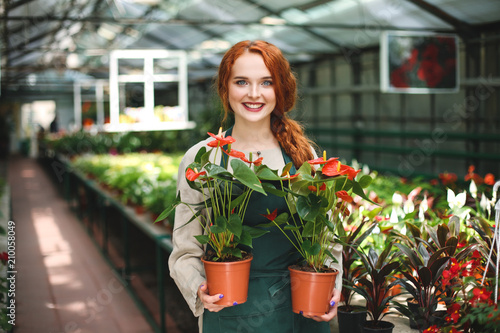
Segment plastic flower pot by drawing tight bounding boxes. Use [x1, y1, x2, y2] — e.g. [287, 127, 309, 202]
[288, 266, 339, 316]
[362, 320, 395, 333]
[338, 305, 367, 333]
[201, 256, 253, 306]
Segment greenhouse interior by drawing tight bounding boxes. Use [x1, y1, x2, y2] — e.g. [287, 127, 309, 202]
[0, 0, 499, 332]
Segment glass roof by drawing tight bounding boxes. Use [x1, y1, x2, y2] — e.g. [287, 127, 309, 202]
[1, 0, 499, 92]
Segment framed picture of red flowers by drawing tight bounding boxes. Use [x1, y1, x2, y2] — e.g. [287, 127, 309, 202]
[380, 31, 459, 93]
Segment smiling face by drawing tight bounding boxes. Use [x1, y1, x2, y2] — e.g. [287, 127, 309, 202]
[228, 51, 276, 126]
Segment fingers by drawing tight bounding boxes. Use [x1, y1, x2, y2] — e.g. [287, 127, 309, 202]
[303, 288, 341, 322]
[198, 283, 229, 313]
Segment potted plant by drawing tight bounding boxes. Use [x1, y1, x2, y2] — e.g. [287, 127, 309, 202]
[349, 242, 400, 333]
[336, 215, 379, 333]
[260, 153, 374, 316]
[155, 129, 274, 305]
[392, 218, 477, 331]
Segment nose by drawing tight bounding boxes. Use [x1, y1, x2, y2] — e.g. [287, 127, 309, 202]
[247, 84, 260, 98]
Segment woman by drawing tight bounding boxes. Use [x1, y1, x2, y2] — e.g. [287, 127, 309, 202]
[168, 40, 342, 332]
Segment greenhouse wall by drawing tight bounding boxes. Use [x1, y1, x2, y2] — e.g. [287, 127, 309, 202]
[295, 31, 500, 179]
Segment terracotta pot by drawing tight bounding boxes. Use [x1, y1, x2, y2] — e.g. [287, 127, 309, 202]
[202, 256, 253, 306]
[288, 266, 339, 316]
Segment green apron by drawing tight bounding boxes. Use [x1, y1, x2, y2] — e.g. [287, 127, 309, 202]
[203, 128, 330, 333]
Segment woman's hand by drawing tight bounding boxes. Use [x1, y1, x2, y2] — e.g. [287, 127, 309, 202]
[198, 282, 229, 312]
[304, 288, 341, 322]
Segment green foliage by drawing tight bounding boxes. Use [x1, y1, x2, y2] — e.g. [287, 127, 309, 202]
[71, 152, 182, 225]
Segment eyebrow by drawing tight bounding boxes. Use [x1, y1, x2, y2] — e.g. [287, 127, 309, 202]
[232, 76, 273, 80]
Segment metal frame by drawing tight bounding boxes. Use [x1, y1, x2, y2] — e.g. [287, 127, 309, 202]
[108, 49, 195, 132]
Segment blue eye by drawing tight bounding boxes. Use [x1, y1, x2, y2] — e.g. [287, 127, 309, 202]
[236, 80, 247, 85]
[262, 80, 273, 86]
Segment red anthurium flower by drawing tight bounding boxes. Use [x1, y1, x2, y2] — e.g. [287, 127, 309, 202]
[308, 151, 338, 165]
[339, 164, 361, 180]
[308, 183, 326, 192]
[336, 190, 353, 203]
[252, 157, 264, 166]
[308, 157, 338, 165]
[484, 173, 495, 185]
[261, 209, 278, 221]
[439, 172, 457, 185]
[322, 159, 345, 177]
[186, 168, 207, 181]
[222, 148, 246, 159]
[207, 129, 236, 148]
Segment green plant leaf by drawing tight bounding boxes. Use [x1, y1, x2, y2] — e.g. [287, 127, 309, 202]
[194, 235, 210, 244]
[231, 159, 266, 195]
[352, 181, 376, 205]
[302, 239, 321, 256]
[296, 193, 322, 222]
[227, 214, 243, 237]
[262, 182, 287, 197]
[255, 165, 281, 180]
[358, 175, 373, 188]
[154, 193, 180, 223]
[244, 225, 269, 238]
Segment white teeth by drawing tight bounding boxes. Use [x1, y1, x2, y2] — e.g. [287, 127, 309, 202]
[244, 103, 263, 109]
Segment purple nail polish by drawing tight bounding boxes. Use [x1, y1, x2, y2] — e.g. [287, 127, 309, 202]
[200, 285, 204, 288]
[299, 311, 303, 315]
[330, 300, 336, 307]
[233, 301, 238, 306]
[219, 294, 224, 299]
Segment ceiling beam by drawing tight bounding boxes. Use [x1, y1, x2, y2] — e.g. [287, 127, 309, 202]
[1, 15, 457, 33]
[405, 0, 478, 40]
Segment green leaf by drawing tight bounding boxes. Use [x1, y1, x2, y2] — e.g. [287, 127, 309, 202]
[255, 165, 281, 180]
[274, 212, 290, 226]
[296, 193, 322, 222]
[194, 235, 210, 244]
[352, 181, 376, 204]
[154, 193, 180, 223]
[302, 220, 316, 238]
[196, 146, 208, 164]
[227, 214, 243, 237]
[205, 163, 232, 178]
[229, 193, 246, 210]
[244, 225, 269, 239]
[358, 175, 373, 188]
[238, 229, 253, 247]
[284, 225, 300, 231]
[231, 159, 266, 195]
[262, 182, 287, 197]
[302, 239, 321, 256]
[222, 247, 242, 258]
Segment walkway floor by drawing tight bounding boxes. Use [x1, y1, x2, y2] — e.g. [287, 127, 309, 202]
[7, 155, 182, 333]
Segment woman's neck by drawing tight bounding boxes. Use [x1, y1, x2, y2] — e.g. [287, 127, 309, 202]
[230, 122, 280, 151]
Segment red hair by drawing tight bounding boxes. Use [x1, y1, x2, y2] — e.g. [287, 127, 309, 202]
[217, 40, 315, 168]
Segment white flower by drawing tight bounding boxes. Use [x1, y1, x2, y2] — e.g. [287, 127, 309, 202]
[403, 199, 415, 214]
[392, 192, 404, 205]
[447, 188, 466, 211]
[390, 208, 399, 223]
[469, 180, 477, 199]
[419, 195, 428, 221]
[480, 194, 490, 216]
